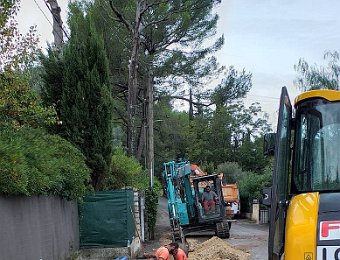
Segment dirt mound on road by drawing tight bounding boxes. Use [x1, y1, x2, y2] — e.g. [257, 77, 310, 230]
[188, 236, 249, 260]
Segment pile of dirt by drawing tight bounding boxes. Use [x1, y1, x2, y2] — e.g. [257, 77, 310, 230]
[188, 236, 250, 260]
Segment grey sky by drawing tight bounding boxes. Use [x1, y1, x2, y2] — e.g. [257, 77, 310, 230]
[217, 0, 340, 124]
[18, 0, 340, 126]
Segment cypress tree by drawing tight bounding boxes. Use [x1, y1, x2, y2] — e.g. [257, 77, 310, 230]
[61, 6, 114, 190]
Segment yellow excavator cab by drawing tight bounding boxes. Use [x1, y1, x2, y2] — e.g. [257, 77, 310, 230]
[266, 87, 340, 260]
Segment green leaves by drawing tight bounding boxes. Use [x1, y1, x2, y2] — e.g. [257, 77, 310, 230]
[0, 0, 40, 72]
[238, 167, 272, 200]
[0, 127, 91, 200]
[217, 161, 272, 205]
[294, 51, 340, 91]
[52, 6, 115, 190]
[103, 147, 142, 189]
[0, 70, 57, 128]
[144, 187, 159, 239]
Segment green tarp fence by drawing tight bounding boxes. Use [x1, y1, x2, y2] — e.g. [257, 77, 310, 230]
[79, 189, 135, 248]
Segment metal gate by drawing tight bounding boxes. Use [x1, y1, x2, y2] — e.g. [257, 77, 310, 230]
[260, 209, 269, 224]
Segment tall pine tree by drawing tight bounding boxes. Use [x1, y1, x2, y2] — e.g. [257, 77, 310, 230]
[61, 5, 114, 190]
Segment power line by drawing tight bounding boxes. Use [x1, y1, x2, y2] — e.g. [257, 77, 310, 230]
[247, 94, 279, 100]
[43, 0, 70, 40]
[33, 0, 53, 27]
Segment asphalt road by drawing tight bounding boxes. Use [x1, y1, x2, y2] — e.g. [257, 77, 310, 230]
[156, 197, 269, 260]
[227, 219, 268, 260]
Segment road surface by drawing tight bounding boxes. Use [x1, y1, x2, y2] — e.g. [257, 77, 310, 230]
[228, 219, 268, 260]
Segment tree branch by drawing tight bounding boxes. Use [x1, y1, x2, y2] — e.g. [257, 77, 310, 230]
[109, 1, 133, 33]
[165, 95, 214, 107]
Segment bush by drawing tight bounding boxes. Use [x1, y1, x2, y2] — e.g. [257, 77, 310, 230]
[0, 126, 91, 200]
[238, 166, 272, 200]
[216, 161, 272, 212]
[103, 147, 142, 189]
[216, 161, 246, 184]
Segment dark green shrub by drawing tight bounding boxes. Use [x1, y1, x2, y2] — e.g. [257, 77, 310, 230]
[103, 147, 142, 189]
[0, 127, 91, 200]
[238, 167, 272, 200]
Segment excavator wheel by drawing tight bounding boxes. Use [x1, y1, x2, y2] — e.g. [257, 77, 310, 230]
[215, 222, 230, 239]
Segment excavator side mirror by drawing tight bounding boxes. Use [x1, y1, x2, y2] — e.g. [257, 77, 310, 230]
[263, 133, 276, 156]
[262, 187, 272, 207]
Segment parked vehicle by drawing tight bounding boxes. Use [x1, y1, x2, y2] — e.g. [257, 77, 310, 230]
[264, 87, 340, 260]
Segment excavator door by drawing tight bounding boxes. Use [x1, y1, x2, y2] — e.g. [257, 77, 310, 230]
[268, 87, 292, 260]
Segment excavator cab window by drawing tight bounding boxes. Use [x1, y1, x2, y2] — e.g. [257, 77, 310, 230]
[293, 99, 340, 193]
[193, 177, 224, 220]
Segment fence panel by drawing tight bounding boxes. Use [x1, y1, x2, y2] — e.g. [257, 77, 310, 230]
[79, 189, 135, 248]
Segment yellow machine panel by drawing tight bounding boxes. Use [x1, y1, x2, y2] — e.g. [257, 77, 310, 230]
[285, 192, 319, 260]
[295, 89, 340, 106]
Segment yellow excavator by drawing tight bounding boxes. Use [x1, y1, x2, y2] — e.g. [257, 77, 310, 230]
[263, 87, 340, 260]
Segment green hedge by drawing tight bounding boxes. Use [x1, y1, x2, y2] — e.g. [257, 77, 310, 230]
[0, 126, 91, 200]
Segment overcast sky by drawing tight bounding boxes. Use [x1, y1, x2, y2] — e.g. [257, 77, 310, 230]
[18, 0, 340, 126]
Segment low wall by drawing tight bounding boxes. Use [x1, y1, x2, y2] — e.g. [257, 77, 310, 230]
[0, 195, 79, 260]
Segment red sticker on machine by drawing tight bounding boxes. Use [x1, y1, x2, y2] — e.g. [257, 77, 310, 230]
[320, 221, 340, 240]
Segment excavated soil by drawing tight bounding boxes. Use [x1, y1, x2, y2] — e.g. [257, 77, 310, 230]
[187, 236, 250, 260]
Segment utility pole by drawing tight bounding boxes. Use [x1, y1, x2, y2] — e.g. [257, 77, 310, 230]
[147, 69, 154, 188]
[46, 0, 63, 50]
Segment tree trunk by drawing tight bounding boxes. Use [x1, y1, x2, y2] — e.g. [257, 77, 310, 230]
[189, 88, 194, 120]
[46, 0, 64, 50]
[127, 0, 144, 157]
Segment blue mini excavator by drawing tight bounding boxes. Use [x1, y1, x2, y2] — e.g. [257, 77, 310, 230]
[163, 160, 231, 243]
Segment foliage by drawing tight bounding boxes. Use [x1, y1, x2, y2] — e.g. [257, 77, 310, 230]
[0, 70, 56, 128]
[84, 0, 225, 157]
[0, 0, 40, 72]
[55, 4, 115, 190]
[134, 172, 162, 240]
[217, 161, 272, 212]
[236, 137, 270, 172]
[144, 187, 159, 240]
[39, 46, 64, 122]
[143, 0, 224, 89]
[238, 166, 272, 201]
[103, 147, 143, 189]
[0, 1, 55, 129]
[216, 162, 247, 184]
[0, 0, 55, 129]
[107, 147, 161, 239]
[294, 51, 340, 91]
[153, 90, 272, 178]
[0, 126, 91, 200]
[152, 98, 189, 173]
[211, 66, 252, 106]
[182, 102, 271, 165]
